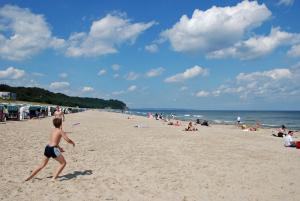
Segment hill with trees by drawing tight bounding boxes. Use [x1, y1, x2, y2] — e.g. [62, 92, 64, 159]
[0, 84, 127, 109]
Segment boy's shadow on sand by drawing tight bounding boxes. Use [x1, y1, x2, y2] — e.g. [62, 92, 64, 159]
[59, 170, 93, 181]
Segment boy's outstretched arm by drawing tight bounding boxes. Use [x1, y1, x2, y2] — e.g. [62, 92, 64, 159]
[61, 131, 75, 147]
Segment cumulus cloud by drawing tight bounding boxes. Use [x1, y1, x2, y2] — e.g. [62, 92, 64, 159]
[278, 0, 294, 6]
[127, 85, 137, 91]
[145, 44, 158, 53]
[146, 67, 165, 77]
[161, 1, 271, 54]
[0, 5, 65, 60]
[98, 69, 106, 76]
[165, 65, 208, 83]
[111, 64, 120, 71]
[82, 86, 94, 92]
[59, 73, 68, 78]
[112, 85, 138, 96]
[209, 66, 299, 99]
[125, 72, 139, 80]
[0, 67, 25, 79]
[288, 44, 300, 57]
[208, 27, 300, 60]
[236, 68, 292, 81]
[49, 81, 70, 90]
[196, 90, 210, 97]
[65, 13, 155, 57]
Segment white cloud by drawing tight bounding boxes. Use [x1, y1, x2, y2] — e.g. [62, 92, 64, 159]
[278, 0, 294, 6]
[0, 67, 25, 79]
[125, 72, 139, 80]
[180, 86, 188, 91]
[288, 44, 300, 57]
[59, 73, 68, 78]
[49, 81, 70, 90]
[209, 66, 299, 99]
[113, 73, 119, 78]
[165, 65, 208, 83]
[82, 86, 94, 92]
[146, 67, 165, 77]
[196, 90, 210, 97]
[65, 13, 155, 57]
[236, 68, 292, 81]
[0, 5, 65, 60]
[98, 69, 106, 76]
[161, 1, 271, 53]
[111, 85, 137, 96]
[145, 44, 158, 53]
[208, 27, 300, 60]
[127, 85, 137, 91]
[111, 64, 120, 71]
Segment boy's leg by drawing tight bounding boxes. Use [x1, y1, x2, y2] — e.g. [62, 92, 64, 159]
[52, 154, 66, 180]
[25, 157, 49, 181]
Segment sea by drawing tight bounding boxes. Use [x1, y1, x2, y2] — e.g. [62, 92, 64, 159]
[122, 109, 300, 130]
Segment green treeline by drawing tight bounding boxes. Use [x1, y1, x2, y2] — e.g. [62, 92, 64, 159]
[0, 84, 127, 109]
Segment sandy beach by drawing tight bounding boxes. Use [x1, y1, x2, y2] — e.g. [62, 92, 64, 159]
[1, 110, 299, 201]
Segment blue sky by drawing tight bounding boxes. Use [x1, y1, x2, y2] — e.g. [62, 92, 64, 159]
[0, 0, 300, 110]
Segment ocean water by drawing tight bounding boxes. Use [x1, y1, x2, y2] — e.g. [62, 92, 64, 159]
[126, 109, 300, 130]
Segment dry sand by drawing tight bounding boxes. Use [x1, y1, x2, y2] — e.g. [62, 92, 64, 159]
[0, 110, 299, 201]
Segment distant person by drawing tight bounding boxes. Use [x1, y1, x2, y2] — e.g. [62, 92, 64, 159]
[19, 106, 25, 120]
[196, 119, 201, 124]
[54, 106, 65, 121]
[185, 121, 198, 131]
[25, 118, 75, 181]
[174, 121, 181, 126]
[273, 125, 287, 137]
[236, 116, 241, 125]
[283, 131, 297, 147]
[241, 122, 260, 131]
[201, 120, 209, 126]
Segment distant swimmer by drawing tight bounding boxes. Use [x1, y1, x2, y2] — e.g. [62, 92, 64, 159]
[54, 105, 65, 121]
[25, 118, 75, 181]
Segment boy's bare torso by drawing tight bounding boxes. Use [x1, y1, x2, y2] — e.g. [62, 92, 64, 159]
[49, 128, 62, 146]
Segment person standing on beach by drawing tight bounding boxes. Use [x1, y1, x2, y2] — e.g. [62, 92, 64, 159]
[54, 106, 65, 121]
[236, 116, 241, 125]
[25, 118, 75, 181]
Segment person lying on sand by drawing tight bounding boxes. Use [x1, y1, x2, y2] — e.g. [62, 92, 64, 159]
[168, 121, 181, 126]
[241, 122, 260, 131]
[185, 121, 198, 131]
[25, 118, 75, 181]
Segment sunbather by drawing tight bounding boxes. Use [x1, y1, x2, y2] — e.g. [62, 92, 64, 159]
[185, 121, 198, 131]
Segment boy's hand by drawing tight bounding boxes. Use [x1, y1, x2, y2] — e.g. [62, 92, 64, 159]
[59, 147, 65, 152]
[71, 141, 75, 147]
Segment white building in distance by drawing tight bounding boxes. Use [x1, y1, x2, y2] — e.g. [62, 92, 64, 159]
[0, 92, 17, 100]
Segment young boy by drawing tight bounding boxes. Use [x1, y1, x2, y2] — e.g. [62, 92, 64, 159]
[25, 118, 75, 181]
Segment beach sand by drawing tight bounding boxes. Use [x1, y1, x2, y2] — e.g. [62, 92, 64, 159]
[1, 110, 299, 201]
